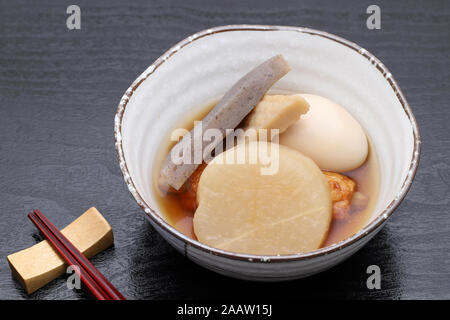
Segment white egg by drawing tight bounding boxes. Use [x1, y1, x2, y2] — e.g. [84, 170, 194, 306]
[279, 94, 368, 172]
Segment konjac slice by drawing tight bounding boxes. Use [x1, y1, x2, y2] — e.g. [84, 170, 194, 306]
[160, 55, 291, 190]
[193, 141, 332, 255]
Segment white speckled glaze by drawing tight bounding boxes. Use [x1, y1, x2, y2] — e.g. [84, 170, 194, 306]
[114, 25, 420, 281]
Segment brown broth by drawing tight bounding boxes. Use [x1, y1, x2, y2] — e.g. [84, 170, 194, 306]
[322, 145, 379, 246]
[154, 100, 380, 249]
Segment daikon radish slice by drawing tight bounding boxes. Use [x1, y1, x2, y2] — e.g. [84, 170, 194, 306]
[193, 141, 332, 255]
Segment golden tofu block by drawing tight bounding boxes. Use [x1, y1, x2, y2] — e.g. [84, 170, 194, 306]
[243, 94, 309, 134]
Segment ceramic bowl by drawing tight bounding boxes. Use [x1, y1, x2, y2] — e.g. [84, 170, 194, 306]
[114, 25, 420, 281]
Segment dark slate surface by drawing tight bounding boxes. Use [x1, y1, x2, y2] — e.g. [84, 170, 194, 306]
[0, 0, 449, 300]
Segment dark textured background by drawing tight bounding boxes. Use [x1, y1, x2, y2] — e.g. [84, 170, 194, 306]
[0, 0, 449, 300]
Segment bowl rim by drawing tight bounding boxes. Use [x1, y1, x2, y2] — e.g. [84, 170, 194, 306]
[114, 24, 421, 262]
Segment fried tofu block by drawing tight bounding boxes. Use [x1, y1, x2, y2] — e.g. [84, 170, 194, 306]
[177, 162, 207, 211]
[322, 171, 356, 220]
[243, 94, 309, 134]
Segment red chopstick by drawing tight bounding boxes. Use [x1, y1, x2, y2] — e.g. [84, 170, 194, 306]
[28, 210, 126, 300]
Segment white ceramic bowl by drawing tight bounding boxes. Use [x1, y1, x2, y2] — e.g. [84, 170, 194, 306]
[114, 25, 420, 281]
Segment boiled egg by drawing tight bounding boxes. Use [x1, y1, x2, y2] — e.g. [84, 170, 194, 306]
[279, 94, 368, 172]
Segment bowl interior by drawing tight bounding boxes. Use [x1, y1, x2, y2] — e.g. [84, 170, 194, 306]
[118, 27, 416, 247]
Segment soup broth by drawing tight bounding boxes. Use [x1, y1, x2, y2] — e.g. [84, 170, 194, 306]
[154, 100, 380, 248]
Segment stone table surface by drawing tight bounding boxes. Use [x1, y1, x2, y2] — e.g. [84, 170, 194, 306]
[0, 0, 449, 299]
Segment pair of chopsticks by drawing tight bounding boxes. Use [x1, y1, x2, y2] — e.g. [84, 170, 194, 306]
[28, 209, 126, 300]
